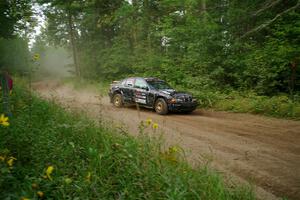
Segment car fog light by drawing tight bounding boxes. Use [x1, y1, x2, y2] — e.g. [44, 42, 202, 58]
[169, 98, 177, 103]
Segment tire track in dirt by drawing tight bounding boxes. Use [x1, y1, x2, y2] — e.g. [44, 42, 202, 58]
[33, 80, 300, 200]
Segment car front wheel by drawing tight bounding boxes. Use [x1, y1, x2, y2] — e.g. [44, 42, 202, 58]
[155, 98, 168, 115]
[113, 93, 123, 108]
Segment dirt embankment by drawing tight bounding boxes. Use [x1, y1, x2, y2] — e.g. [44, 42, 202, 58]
[33, 80, 300, 200]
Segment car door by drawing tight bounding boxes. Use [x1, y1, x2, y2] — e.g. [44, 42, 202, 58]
[134, 78, 150, 106]
[123, 78, 135, 103]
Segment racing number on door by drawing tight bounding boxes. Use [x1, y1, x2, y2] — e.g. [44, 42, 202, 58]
[135, 90, 147, 104]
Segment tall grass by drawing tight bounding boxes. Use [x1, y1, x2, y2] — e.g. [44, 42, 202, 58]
[0, 86, 255, 199]
[189, 89, 300, 120]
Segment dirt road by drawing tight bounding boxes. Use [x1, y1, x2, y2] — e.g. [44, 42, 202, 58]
[33, 80, 300, 200]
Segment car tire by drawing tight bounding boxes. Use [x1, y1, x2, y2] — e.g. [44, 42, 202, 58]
[155, 98, 168, 115]
[183, 110, 193, 114]
[113, 93, 123, 108]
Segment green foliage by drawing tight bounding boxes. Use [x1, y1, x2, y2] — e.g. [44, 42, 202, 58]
[187, 88, 300, 120]
[0, 85, 255, 199]
[0, 0, 32, 73]
[241, 11, 300, 95]
[0, 0, 33, 38]
[36, 0, 300, 96]
[0, 37, 30, 73]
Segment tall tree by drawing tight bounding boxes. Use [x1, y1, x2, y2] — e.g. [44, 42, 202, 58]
[0, 0, 32, 72]
[38, 0, 84, 77]
[37, 0, 300, 95]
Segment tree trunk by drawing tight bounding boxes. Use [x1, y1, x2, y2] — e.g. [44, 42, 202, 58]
[201, 0, 207, 21]
[130, 0, 138, 52]
[289, 61, 297, 96]
[143, 0, 151, 52]
[201, 0, 206, 11]
[67, 10, 80, 77]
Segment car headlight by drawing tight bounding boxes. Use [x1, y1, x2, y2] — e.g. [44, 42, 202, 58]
[169, 98, 185, 103]
[176, 98, 183, 102]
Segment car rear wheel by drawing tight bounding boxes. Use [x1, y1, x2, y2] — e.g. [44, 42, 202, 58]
[155, 98, 168, 115]
[113, 94, 123, 108]
[182, 110, 194, 114]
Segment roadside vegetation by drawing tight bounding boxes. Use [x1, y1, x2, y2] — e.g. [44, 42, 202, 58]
[0, 85, 254, 199]
[186, 89, 300, 120]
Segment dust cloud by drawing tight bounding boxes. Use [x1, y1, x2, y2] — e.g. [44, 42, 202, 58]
[34, 46, 73, 79]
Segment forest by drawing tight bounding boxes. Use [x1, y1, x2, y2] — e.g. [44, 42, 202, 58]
[1, 1, 300, 200]
[1, 0, 300, 111]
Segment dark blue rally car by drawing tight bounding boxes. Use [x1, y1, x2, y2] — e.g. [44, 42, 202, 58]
[108, 77, 198, 115]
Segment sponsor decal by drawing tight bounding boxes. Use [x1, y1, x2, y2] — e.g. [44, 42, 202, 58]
[135, 98, 147, 104]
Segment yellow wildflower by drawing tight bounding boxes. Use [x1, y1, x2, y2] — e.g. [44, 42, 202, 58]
[64, 177, 72, 184]
[45, 166, 54, 180]
[7, 156, 16, 167]
[152, 123, 158, 129]
[169, 146, 179, 153]
[0, 155, 5, 162]
[21, 197, 30, 200]
[145, 118, 152, 126]
[0, 114, 9, 127]
[86, 172, 91, 182]
[37, 191, 44, 198]
[33, 53, 40, 61]
[32, 183, 39, 189]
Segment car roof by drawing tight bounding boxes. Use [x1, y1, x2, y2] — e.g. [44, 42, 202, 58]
[123, 77, 164, 82]
[144, 77, 164, 82]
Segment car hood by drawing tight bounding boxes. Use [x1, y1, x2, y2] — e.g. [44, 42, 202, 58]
[158, 89, 192, 98]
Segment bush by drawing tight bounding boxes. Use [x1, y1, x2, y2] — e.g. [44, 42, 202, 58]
[195, 90, 300, 119]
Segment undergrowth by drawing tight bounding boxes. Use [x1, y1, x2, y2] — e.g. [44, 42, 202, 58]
[0, 85, 255, 199]
[188, 89, 300, 120]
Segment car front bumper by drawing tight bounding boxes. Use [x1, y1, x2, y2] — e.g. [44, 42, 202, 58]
[168, 102, 198, 112]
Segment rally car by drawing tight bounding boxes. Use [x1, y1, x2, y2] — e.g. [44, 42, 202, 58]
[108, 77, 198, 115]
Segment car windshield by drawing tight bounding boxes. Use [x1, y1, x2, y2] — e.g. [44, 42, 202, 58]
[147, 81, 173, 90]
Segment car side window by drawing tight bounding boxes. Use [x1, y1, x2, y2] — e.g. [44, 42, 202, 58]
[125, 78, 134, 87]
[134, 79, 148, 90]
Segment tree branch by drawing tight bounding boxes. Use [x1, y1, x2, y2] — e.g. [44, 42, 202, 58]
[241, 1, 300, 39]
[253, 0, 282, 17]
